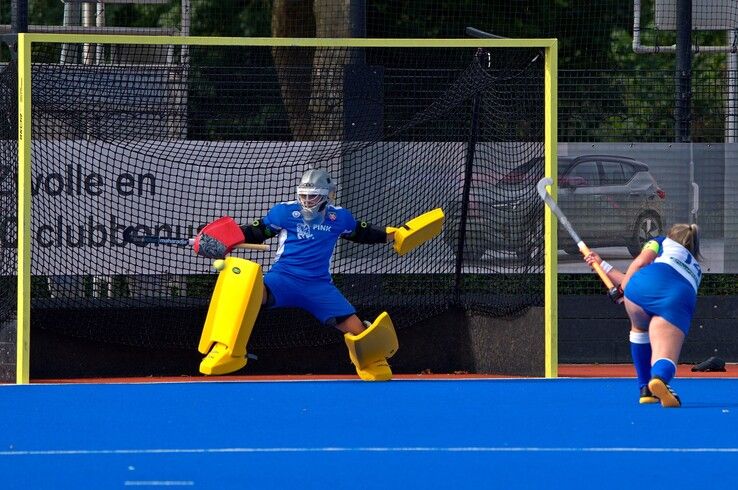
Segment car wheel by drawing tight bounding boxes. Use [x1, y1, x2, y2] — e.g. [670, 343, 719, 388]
[627, 213, 662, 258]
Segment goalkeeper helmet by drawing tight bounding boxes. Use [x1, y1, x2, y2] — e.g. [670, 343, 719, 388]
[296, 169, 336, 224]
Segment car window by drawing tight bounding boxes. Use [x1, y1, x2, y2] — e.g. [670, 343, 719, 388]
[498, 159, 540, 187]
[568, 161, 599, 187]
[601, 161, 628, 185]
[621, 162, 636, 180]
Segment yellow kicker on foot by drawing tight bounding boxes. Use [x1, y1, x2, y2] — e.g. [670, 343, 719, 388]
[355, 360, 393, 381]
[198, 256, 263, 375]
[200, 342, 247, 375]
[344, 311, 398, 381]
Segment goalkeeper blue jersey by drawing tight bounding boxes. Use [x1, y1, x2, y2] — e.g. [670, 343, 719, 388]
[262, 201, 357, 280]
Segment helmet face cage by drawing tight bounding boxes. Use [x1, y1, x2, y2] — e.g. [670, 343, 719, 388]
[297, 191, 328, 209]
[297, 191, 329, 217]
[296, 169, 336, 223]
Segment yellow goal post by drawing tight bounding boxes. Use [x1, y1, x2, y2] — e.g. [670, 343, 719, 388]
[14, 34, 558, 383]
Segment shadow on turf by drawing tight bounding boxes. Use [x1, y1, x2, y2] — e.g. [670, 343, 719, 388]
[669, 402, 738, 409]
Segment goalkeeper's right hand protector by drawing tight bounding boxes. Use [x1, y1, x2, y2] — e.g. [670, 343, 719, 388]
[194, 232, 228, 259]
[193, 216, 246, 259]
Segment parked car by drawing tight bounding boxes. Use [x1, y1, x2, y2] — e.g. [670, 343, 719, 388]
[444, 154, 666, 260]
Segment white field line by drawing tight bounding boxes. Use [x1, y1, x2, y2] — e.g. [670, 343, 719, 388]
[2, 446, 738, 456]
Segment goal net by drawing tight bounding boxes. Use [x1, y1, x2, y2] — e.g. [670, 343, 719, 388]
[5, 36, 557, 381]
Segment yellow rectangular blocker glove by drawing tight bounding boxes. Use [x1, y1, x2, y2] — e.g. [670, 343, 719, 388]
[386, 208, 444, 256]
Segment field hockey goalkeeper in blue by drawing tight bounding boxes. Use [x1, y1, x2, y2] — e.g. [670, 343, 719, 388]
[584, 223, 702, 408]
[191, 168, 443, 381]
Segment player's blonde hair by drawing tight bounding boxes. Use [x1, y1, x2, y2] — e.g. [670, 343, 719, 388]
[668, 223, 701, 259]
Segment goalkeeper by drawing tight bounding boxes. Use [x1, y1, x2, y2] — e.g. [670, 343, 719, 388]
[194, 168, 401, 381]
[583, 224, 702, 408]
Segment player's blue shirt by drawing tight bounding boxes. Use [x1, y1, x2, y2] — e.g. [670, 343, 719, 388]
[645, 235, 702, 292]
[262, 201, 357, 280]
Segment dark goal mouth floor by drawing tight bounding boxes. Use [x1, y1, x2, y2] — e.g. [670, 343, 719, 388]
[25, 363, 738, 384]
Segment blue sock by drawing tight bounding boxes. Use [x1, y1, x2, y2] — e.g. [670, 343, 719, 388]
[629, 331, 651, 388]
[651, 358, 677, 384]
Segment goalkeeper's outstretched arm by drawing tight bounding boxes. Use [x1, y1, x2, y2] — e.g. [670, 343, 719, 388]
[342, 220, 390, 244]
[240, 219, 276, 244]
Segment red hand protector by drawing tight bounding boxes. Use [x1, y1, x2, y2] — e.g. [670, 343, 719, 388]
[193, 216, 246, 258]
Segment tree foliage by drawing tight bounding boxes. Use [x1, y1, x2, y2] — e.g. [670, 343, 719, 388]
[4, 0, 731, 142]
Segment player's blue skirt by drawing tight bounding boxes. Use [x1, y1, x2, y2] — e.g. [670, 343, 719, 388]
[624, 262, 697, 334]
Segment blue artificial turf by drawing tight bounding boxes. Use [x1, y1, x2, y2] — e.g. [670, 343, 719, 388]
[1, 378, 737, 489]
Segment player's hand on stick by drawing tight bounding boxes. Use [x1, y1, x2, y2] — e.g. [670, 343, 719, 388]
[583, 251, 602, 269]
[583, 250, 622, 303]
[607, 285, 624, 304]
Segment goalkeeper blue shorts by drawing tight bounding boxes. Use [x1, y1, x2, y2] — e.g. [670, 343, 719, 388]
[264, 271, 356, 326]
[624, 263, 696, 334]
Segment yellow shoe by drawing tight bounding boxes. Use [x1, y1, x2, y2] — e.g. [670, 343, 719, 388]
[648, 377, 681, 408]
[355, 360, 393, 381]
[199, 342, 248, 375]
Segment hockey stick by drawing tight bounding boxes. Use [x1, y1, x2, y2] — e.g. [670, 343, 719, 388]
[536, 177, 622, 301]
[122, 227, 269, 251]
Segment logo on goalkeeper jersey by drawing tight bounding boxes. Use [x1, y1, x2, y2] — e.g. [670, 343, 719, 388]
[296, 222, 314, 240]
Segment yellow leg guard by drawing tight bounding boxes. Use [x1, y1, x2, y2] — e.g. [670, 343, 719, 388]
[344, 312, 399, 381]
[198, 257, 263, 375]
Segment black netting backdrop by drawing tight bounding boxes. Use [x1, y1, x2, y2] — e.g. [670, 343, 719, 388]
[19, 42, 545, 351]
[3, 1, 735, 143]
[0, 61, 16, 327]
[4, 1, 733, 377]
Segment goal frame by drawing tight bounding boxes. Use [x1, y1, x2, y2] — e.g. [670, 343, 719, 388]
[15, 34, 558, 383]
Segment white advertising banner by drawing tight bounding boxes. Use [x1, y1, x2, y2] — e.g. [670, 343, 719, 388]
[2, 140, 346, 275]
[2, 139, 468, 276]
